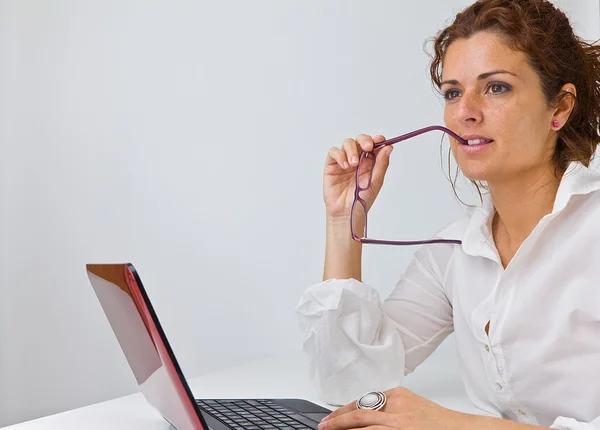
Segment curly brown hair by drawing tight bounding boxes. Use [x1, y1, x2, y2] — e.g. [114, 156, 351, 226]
[428, 0, 600, 200]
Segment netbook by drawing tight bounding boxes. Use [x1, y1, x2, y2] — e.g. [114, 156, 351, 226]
[86, 263, 331, 430]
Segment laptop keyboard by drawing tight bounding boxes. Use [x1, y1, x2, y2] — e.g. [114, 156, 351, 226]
[196, 399, 318, 430]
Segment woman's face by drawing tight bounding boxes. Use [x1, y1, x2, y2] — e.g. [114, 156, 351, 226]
[442, 31, 557, 185]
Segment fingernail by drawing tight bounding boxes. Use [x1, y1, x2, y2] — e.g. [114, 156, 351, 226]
[320, 415, 330, 423]
[343, 161, 349, 169]
[318, 421, 328, 430]
[351, 156, 359, 165]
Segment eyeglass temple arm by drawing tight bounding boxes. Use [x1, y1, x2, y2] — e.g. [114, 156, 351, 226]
[372, 125, 467, 150]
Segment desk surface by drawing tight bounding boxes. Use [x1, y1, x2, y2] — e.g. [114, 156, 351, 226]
[5, 351, 481, 429]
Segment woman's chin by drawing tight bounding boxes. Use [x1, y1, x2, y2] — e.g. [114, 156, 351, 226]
[458, 165, 491, 183]
[452, 150, 495, 183]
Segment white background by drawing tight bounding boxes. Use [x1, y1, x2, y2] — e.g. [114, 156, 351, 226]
[0, 0, 598, 426]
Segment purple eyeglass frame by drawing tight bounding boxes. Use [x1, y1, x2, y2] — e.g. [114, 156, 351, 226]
[351, 125, 467, 246]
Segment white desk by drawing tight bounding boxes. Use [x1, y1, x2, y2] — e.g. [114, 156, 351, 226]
[4, 351, 481, 429]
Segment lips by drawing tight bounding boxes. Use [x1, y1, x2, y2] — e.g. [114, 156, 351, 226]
[461, 135, 494, 146]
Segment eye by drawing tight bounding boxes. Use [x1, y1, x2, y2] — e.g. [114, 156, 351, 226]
[486, 82, 511, 95]
[443, 89, 461, 101]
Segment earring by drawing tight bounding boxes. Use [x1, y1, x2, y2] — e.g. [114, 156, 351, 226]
[552, 120, 560, 128]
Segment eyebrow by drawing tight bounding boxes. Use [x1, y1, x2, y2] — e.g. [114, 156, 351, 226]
[440, 70, 518, 87]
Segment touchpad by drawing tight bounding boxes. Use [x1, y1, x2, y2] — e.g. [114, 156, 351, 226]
[304, 413, 329, 422]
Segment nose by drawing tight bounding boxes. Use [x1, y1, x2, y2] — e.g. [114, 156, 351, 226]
[454, 89, 483, 126]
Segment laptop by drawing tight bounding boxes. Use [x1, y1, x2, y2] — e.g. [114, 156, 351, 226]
[85, 263, 331, 430]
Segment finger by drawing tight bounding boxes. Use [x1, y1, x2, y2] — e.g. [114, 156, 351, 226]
[324, 388, 401, 422]
[326, 147, 350, 170]
[342, 138, 361, 167]
[347, 427, 395, 430]
[320, 410, 397, 430]
[324, 401, 357, 421]
[370, 145, 393, 188]
[355, 134, 374, 153]
[373, 134, 386, 144]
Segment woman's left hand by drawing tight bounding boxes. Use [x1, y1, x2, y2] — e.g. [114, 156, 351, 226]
[318, 387, 467, 430]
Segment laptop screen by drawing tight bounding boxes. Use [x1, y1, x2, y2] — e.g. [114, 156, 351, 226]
[86, 263, 207, 430]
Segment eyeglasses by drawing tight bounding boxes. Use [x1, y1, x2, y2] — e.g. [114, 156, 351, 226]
[351, 125, 466, 246]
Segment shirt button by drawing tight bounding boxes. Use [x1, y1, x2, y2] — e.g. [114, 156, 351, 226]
[485, 344, 490, 352]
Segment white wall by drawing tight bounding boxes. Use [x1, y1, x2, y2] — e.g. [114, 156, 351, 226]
[0, 0, 597, 426]
[558, 0, 600, 41]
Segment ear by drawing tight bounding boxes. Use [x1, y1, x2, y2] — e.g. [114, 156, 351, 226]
[551, 83, 577, 130]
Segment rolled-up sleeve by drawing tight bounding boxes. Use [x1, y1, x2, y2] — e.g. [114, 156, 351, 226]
[551, 416, 600, 429]
[296, 245, 455, 405]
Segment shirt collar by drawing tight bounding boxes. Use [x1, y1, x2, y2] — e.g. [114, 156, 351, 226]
[552, 160, 600, 212]
[437, 161, 600, 258]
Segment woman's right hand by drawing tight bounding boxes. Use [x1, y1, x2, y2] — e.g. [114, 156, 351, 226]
[323, 133, 394, 219]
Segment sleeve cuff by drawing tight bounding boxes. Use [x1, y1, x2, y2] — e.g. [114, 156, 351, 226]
[551, 416, 600, 429]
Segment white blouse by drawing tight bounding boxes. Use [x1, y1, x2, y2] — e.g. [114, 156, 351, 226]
[297, 161, 600, 429]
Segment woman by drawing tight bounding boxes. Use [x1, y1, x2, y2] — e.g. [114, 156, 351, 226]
[297, 1, 600, 429]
